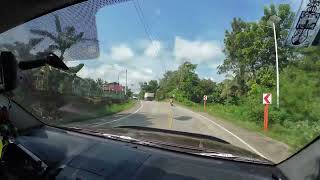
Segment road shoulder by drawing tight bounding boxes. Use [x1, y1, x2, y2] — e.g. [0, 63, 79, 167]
[64, 100, 141, 128]
[176, 104, 291, 163]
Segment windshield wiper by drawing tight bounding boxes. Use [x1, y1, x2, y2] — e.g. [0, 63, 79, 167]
[60, 126, 154, 146]
[116, 125, 229, 144]
[59, 126, 272, 164]
[195, 152, 271, 164]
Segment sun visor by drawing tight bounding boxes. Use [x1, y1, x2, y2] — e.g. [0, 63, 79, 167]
[0, 0, 129, 61]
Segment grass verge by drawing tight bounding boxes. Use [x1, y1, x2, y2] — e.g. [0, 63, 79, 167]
[57, 100, 136, 125]
[174, 100, 304, 152]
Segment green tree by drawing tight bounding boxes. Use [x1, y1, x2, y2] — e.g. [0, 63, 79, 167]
[148, 80, 159, 93]
[30, 14, 86, 94]
[193, 79, 216, 103]
[155, 62, 202, 102]
[95, 78, 104, 96]
[126, 88, 133, 98]
[139, 80, 159, 99]
[218, 18, 250, 95]
[157, 70, 179, 100]
[218, 4, 295, 96]
[30, 15, 85, 60]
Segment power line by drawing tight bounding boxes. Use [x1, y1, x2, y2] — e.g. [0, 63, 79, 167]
[131, 0, 167, 76]
[135, 0, 167, 72]
[135, 0, 153, 39]
[132, 0, 153, 42]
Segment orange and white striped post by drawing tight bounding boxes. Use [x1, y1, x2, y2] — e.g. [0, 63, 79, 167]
[263, 93, 272, 131]
[264, 104, 269, 131]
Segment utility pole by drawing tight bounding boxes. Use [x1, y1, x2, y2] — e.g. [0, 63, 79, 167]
[118, 74, 120, 85]
[262, 16, 280, 108]
[125, 69, 127, 95]
[118, 70, 127, 96]
[272, 22, 280, 108]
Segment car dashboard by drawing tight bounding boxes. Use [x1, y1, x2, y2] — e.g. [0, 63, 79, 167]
[0, 126, 287, 180]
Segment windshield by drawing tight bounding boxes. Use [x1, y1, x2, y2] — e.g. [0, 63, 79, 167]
[1, 0, 319, 164]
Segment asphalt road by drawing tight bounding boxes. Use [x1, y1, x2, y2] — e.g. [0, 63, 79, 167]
[68, 100, 291, 163]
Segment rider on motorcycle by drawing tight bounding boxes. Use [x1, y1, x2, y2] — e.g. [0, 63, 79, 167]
[170, 97, 174, 106]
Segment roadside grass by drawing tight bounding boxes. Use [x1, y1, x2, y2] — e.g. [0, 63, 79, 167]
[174, 100, 316, 153]
[56, 100, 136, 125]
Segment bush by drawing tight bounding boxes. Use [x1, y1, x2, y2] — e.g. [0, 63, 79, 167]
[173, 62, 320, 151]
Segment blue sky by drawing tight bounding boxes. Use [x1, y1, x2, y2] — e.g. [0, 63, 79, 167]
[65, 0, 300, 92]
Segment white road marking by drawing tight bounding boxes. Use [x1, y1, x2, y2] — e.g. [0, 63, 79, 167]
[176, 106, 266, 159]
[91, 101, 143, 127]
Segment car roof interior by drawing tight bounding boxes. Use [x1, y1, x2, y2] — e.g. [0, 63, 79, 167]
[0, 0, 84, 34]
[1, 1, 320, 180]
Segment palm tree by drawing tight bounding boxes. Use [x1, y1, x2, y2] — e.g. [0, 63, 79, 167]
[30, 15, 84, 60]
[30, 15, 88, 94]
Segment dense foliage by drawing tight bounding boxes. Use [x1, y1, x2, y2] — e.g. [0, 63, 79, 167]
[139, 4, 320, 150]
[139, 80, 159, 99]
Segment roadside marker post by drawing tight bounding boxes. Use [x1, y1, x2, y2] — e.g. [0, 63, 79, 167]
[263, 93, 272, 131]
[203, 95, 207, 112]
[264, 104, 269, 131]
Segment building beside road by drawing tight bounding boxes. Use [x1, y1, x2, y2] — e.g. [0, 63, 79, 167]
[102, 82, 124, 93]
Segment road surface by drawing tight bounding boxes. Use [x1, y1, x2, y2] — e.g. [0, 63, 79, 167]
[68, 100, 291, 163]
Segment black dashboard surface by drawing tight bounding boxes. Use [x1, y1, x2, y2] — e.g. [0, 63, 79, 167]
[14, 126, 286, 180]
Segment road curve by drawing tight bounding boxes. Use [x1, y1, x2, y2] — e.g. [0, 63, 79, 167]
[69, 100, 291, 163]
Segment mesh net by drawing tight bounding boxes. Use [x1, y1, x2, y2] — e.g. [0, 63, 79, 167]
[0, 0, 130, 61]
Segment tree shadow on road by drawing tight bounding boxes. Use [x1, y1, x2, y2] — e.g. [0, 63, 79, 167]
[79, 112, 156, 130]
[111, 113, 155, 128]
[174, 116, 192, 121]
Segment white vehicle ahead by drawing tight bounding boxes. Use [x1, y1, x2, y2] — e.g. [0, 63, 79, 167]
[144, 93, 155, 101]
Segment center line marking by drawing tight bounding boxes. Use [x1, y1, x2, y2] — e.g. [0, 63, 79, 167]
[92, 101, 143, 127]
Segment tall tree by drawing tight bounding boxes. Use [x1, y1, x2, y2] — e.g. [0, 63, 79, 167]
[30, 14, 87, 94]
[218, 4, 295, 94]
[30, 15, 84, 60]
[139, 80, 159, 99]
[176, 62, 200, 101]
[218, 18, 249, 95]
[156, 62, 201, 102]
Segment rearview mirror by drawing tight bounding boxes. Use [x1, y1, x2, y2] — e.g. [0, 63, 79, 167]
[0, 51, 69, 93]
[0, 52, 17, 92]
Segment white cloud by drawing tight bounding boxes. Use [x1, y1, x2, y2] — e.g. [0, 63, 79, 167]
[143, 68, 153, 74]
[155, 9, 161, 15]
[208, 63, 220, 70]
[76, 42, 161, 82]
[174, 36, 223, 64]
[110, 44, 134, 61]
[143, 40, 161, 58]
[73, 36, 225, 92]
[204, 76, 216, 81]
[76, 62, 157, 93]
